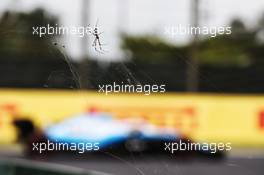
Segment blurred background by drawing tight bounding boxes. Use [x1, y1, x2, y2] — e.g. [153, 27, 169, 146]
[0, 0, 264, 175]
[0, 0, 264, 91]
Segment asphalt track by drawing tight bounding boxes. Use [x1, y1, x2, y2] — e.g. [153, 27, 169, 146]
[1, 150, 264, 175]
[45, 155, 264, 175]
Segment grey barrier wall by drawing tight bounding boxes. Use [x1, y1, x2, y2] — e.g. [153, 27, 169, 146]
[0, 158, 111, 175]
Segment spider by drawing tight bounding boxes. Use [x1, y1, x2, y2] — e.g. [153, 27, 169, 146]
[91, 19, 107, 54]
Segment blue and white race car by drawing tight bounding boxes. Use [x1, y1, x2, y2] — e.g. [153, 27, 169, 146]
[14, 112, 224, 157]
[44, 112, 180, 154]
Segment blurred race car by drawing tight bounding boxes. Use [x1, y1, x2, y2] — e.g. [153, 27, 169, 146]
[44, 112, 180, 154]
[14, 112, 224, 158]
